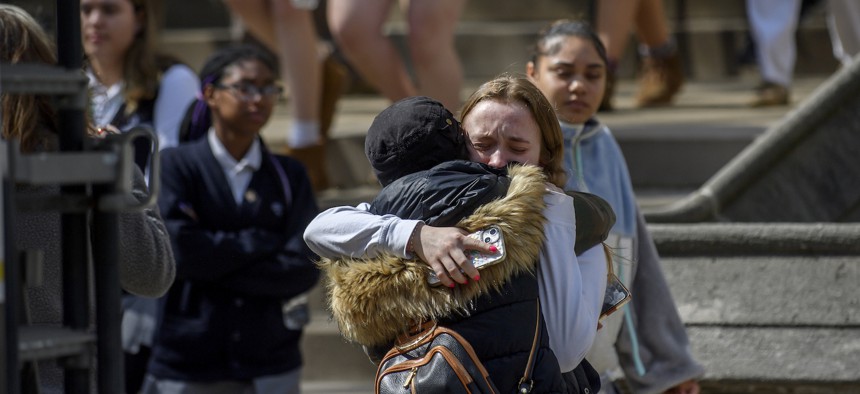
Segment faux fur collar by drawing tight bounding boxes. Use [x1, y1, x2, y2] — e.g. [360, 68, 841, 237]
[317, 165, 550, 347]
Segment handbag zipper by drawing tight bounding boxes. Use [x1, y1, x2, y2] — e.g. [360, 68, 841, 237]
[403, 367, 417, 388]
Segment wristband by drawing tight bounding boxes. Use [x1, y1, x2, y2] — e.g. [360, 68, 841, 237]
[407, 222, 424, 254]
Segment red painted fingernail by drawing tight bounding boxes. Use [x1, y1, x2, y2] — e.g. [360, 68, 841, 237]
[448, 283, 456, 288]
[473, 274, 480, 281]
[489, 246, 498, 253]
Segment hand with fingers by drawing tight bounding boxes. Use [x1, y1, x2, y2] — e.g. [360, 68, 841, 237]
[411, 224, 497, 288]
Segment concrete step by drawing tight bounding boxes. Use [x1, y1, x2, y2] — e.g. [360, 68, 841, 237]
[301, 380, 374, 394]
[300, 312, 377, 382]
[651, 223, 860, 392]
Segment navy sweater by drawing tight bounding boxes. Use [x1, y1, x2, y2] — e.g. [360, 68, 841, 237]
[148, 136, 320, 381]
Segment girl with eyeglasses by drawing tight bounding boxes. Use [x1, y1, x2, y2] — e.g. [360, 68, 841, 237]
[142, 44, 321, 394]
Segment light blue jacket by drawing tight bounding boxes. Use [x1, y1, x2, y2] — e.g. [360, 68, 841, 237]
[560, 119, 704, 394]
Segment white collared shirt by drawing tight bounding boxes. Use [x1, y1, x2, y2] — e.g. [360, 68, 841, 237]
[87, 68, 125, 128]
[86, 65, 200, 150]
[207, 129, 262, 205]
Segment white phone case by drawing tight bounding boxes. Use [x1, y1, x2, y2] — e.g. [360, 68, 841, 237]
[427, 225, 506, 286]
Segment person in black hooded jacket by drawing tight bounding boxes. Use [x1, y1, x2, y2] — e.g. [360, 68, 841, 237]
[311, 85, 616, 393]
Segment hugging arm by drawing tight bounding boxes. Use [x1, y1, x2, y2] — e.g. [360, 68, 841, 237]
[303, 203, 422, 259]
[303, 204, 493, 287]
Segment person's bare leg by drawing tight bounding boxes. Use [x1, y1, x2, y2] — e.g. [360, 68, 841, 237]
[224, 0, 322, 147]
[596, 0, 640, 62]
[403, 0, 465, 111]
[328, 0, 416, 102]
[271, 0, 322, 148]
[633, 0, 670, 47]
[223, 0, 278, 50]
[595, 0, 639, 111]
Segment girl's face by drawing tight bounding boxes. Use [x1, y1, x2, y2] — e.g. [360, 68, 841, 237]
[527, 35, 606, 124]
[206, 58, 278, 137]
[462, 99, 542, 168]
[81, 0, 140, 62]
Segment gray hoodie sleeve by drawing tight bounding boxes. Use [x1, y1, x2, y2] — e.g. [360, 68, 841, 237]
[615, 210, 704, 394]
[117, 168, 176, 297]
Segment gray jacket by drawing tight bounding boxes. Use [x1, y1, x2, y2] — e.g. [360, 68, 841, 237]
[16, 168, 175, 393]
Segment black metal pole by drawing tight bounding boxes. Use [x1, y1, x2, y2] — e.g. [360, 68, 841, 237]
[91, 184, 123, 394]
[3, 160, 20, 394]
[56, 0, 91, 392]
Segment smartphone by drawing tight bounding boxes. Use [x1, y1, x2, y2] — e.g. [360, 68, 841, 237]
[599, 273, 631, 321]
[427, 225, 506, 286]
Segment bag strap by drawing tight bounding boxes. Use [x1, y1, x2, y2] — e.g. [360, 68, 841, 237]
[518, 299, 542, 394]
[394, 320, 438, 352]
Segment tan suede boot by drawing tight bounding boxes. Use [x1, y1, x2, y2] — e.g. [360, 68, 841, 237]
[636, 51, 684, 107]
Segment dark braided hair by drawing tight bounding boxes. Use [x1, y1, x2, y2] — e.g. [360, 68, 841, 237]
[180, 44, 279, 142]
[531, 19, 608, 69]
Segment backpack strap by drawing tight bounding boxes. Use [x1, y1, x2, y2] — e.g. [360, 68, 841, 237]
[518, 299, 542, 394]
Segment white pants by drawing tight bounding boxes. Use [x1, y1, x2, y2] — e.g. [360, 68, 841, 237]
[747, 0, 860, 86]
[827, 0, 860, 65]
[746, 0, 801, 87]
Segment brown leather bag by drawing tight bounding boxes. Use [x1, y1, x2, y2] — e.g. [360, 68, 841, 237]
[374, 300, 541, 394]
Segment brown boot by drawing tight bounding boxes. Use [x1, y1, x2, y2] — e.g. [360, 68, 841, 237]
[636, 51, 684, 107]
[748, 81, 790, 107]
[282, 55, 349, 192]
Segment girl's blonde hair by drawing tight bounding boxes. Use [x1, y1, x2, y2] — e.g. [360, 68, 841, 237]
[459, 73, 567, 188]
[116, 0, 165, 114]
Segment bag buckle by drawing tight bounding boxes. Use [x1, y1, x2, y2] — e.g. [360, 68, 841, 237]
[395, 321, 437, 352]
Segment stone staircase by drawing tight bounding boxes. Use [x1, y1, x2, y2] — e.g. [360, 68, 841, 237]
[13, 0, 852, 391]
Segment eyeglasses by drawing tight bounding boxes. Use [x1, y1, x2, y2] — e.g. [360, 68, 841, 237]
[214, 82, 283, 101]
